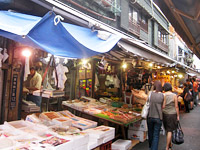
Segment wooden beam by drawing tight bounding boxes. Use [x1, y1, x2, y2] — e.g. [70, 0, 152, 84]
[107, 51, 121, 61]
[173, 8, 200, 21]
[166, 0, 195, 44]
[197, 42, 200, 47]
[165, 0, 200, 56]
[92, 56, 121, 64]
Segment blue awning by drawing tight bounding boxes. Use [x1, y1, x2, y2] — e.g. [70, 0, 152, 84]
[0, 11, 121, 58]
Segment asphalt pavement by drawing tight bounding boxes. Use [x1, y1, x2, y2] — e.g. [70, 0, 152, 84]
[132, 102, 200, 150]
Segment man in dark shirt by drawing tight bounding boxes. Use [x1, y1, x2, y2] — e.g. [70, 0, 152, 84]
[186, 79, 194, 109]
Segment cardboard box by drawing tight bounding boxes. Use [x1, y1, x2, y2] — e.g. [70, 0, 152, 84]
[112, 139, 132, 150]
[128, 130, 147, 142]
[106, 88, 118, 93]
[128, 119, 147, 131]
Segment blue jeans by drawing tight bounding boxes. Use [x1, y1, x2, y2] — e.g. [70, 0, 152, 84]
[193, 92, 198, 105]
[147, 117, 162, 150]
[27, 94, 42, 111]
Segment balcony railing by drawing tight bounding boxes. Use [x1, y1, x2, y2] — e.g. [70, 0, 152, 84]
[158, 40, 169, 52]
[128, 19, 140, 36]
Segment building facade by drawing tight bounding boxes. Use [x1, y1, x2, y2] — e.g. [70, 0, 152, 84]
[55, 0, 170, 54]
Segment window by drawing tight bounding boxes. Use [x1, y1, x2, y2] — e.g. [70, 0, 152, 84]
[158, 29, 167, 44]
[129, 6, 138, 22]
[178, 47, 183, 56]
[139, 13, 147, 25]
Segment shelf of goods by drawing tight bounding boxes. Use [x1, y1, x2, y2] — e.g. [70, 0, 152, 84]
[0, 110, 115, 150]
[62, 98, 142, 126]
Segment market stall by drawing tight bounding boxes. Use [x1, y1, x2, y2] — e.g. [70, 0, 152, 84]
[62, 97, 142, 139]
[0, 110, 115, 150]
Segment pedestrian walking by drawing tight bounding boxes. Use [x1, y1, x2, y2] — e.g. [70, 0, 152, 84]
[186, 79, 194, 109]
[182, 83, 190, 113]
[147, 80, 164, 150]
[191, 77, 198, 106]
[198, 81, 200, 101]
[163, 83, 179, 150]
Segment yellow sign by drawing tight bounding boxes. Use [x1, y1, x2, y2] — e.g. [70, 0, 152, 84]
[153, 75, 170, 83]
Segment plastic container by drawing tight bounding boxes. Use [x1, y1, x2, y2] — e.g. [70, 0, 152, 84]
[5, 120, 30, 129]
[111, 101, 123, 108]
[39, 112, 61, 121]
[112, 139, 132, 150]
[52, 117, 72, 126]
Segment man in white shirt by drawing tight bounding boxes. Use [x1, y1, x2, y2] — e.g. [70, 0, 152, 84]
[26, 67, 42, 108]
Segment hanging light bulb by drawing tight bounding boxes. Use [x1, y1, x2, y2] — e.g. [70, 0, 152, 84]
[178, 74, 183, 78]
[22, 48, 31, 57]
[149, 63, 153, 67]
[122, 63, 127, 69]
[82, 59, 88, 65]
[122, 59, 127, 69]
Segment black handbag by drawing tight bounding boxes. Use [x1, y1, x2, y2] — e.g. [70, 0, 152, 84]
[172, 121, 184, 145]
[185, 91, 192, 101]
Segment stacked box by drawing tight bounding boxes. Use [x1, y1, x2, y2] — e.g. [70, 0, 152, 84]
[85, 125, 115, 149]
[112, 139, 132, 150]
[128, 119, 147, 142]
[128, 130, 147, 142]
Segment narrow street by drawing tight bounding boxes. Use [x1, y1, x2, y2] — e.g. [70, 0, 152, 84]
[133, 104, 200, 150]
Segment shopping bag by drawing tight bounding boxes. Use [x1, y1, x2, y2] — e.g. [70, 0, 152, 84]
[185, 91, 192, 101]
[141, 92, 152, 119]
[172, 121, 184, 145]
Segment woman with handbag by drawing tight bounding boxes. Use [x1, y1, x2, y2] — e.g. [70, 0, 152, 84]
[163, 83, 179, 150]
[182, 83, 191, 113]
[147, 80, 164, 150]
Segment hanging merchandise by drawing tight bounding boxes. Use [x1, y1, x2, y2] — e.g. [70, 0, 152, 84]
[0, 50, 4, 68]
[98, 56, 107, 70]
[94, 73, 99, 92]
[132, 59, 136, 67]
[0, 47, 8, 68]
[3, 48, 8, 62]
[53, 64, 69, 90]
[113, 75, 120, 88]
[24, 57, 30, 81]
[105, 75, 114, 87]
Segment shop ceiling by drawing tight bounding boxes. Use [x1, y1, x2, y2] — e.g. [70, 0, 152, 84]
[154, 0, 200, 59]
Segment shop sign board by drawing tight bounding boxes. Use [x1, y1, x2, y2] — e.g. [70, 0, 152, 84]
[10, 74, 18, 109]
[153, 75, 170, 83]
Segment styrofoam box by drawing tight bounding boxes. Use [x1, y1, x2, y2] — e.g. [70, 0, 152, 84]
[85, 126, 115, 139]
[4, 120, 31, 129]
[73, 144, 88, 150]
[71, 134, 89, 149]
[88, 137, 104, 146]
[128, 130, 147, 142]
[52, 117, 72, 126]
[128, 119, 147, 131]
[103, 134, 115, 143]
[87, 141, 98, 150]
[112, 139, 132, 150]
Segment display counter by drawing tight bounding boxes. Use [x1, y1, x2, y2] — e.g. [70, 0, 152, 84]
[0, 111, 115, 150]
[62, 99, 142, 139]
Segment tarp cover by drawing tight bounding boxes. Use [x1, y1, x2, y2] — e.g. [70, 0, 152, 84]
[0, 11, 121, 58]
